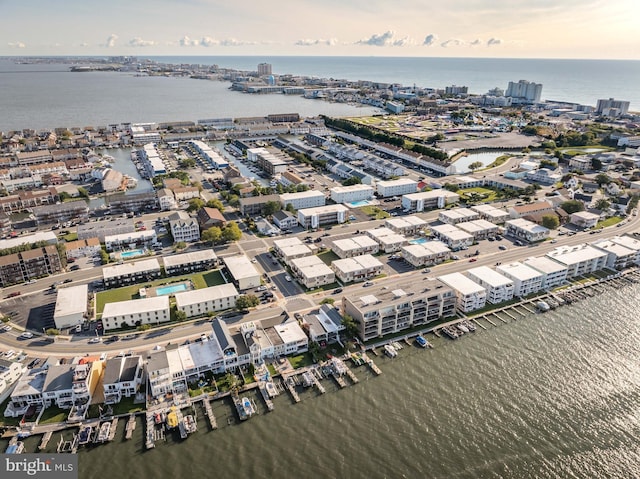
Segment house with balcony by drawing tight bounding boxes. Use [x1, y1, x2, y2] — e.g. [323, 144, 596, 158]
[332, 235, 379, 258]
[467, 266, 515, 304]
[437, 272, 487, 313]
[103, 356, 144, 405]
[331, 254, 384, 283]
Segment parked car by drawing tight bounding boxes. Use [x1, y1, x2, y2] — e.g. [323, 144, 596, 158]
[88, 337, 102, 344]
[333, 288, 343, 294]
[363, 281, 373, 287]
[63, 278, 73, 283]
[499, 245, 508, 250]
[285, 275, 292, 282]
[6, 291, 21, 298]
[18, 332, 34, 340]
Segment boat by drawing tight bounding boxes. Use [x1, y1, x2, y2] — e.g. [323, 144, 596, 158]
[441, 326, 459, 339]
[241, 397, 255, 418]
[154, 412, 164, 425]
[391, 341, 404, 350]
[182, 414, 197, 435]
[415, 335, 428, 348]
[301, 372, 315, 387]
[266, 382, 278, 398]
[96, 421, 111, 442]
[5, 441, 25, 454]
[384, 344, 398, 358]
[463, 320, 476, 332]
[457, 323, 469, 334]
[124, 175, 138, 189]
[78, 425, 93, 445]
[537, 301, 551, 312]
[166, 408, 179, 429]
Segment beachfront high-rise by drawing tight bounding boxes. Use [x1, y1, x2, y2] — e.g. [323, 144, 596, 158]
[257, 62, 272, 76]
[596, 98, 630, 117]
[506, 79, 543, 103]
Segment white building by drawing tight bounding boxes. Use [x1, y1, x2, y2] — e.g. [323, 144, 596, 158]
[273, 237, 313, 262]
[330, 184, 374, 204]
[162, 249, 218, 276]
[365, 227, 408, 253]
[525, 168, 563, 185]
[157, 188, 177, 211]
[280, 190, 326, 210]
[376, 178, 418, 198]
[102, 356, 144, 405]
[504, 218, 550, 243]
[53, 284, 88, 329]
[610, 235, 640, 265]
[437, 272, 487, 313]
[438, 207, 480, 225]
[289, 256, 335, 288]
[523, 256, 568, 289]
[190, 140, 229, 169]
[331, 235, 379, 258]
[101, 296, 170, 331]
[466, 266, 514, 304]
[569, 211, 600, 229]
[175, 284, 239, 318]
[104, 230, 158, 251]
[430, 224, 474, 250]
[0, 359, 26, 405]
[470, 204, 511, 224]
[385, 216, 428, 236]
[400, 241, 450, 267]
[496, 262, 544, 297]
[223, 255, 261, 290]
[331, 254, 384, 283]
[297, 204, 348, 229]
[456, 219, 501, 240]
[169, 213, 200, 243]
[102, 258, 162, 288]
[591, 239, 638, 270]
[402, 190, 459, 212]
[545, 244, 608, 278]
[506, 79, 543, 103]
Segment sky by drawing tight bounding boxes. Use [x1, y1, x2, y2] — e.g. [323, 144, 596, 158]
[2, 0, 639, 59]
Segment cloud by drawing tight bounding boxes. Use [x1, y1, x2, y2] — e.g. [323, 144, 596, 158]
[392, 36, 412, 47]
[441, 38, 465, 48]
[79, 42, 89, 48]
[179, 36, 199, 47]
[200, 36, 219, 47]
[423, 34, 438, 46]
[357, 30, 395, 47]
[295, 38, 338, 47]
[7, 42, 26, 49]
[220, 38, 256, 46]
[470, 39, 483, 46]
[487, 37, 503, 46]
[105, 34, 118, 48]
[128, 37, 156, 47]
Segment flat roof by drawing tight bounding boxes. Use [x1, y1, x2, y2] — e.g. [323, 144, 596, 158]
[497, 262, 544, 282]
[505, 218, 550, 234]
[438, 272, 486, 296]
[298, 204, 348, 215]
[102, 296, 169, 318]
[591, 239, 636, 258]
[611, 235, 640, 251]
[54, 284, 88, 319]
[0, 231, 57, 250]
[273, 237, 304, 249]
[280, 190, 326, 201]
[223, 254, 260, 280]
[404, 190, 459, 200]
[274, 320, 308, 344]
[376, 178, 418, 187]
[385, 216, 428, 229]
[332, 235, 378, 251]
[175, 283, 239, 308]
[332, 254, 383, 273]
[162, 249, 217, 268]
[366, 227, 396, 239]
[524, 256, 569, 275]
[329, 184, 374, 194]
[467, 266, 514, 287]
[457, 219, 499, 234]
[546, 244, 608, 266]
[103, 258, 161, 280]
[104, 230, 156, 243]
[280, 244, 313, 258]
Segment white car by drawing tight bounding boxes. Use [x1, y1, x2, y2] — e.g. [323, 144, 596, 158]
[0, 325, 12, 332]
[18, 332, 33, 340]
[285, 275, 292, 282]
[88, 337, 102, 344]
[256, 286, 267, 292]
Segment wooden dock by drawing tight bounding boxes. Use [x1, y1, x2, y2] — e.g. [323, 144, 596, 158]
[363, 354, 382, 375]
[125, 414, 136, 440]
[473, 318, 487, 330]
[39, 431, 52, 450]
[107, 418, 118, 441]
[145, 412, 156, 450]
[284, 376, 300, 403]
[345, 368, 359, 384]
[258, 382, 275, 412]
[202, 398, 218, 430]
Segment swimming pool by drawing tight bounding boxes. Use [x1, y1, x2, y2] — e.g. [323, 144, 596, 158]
[156, 284, 188, 296]
[409, 238, 428, 245]
[349, 199, 374, 207]
[120, 249, 145, 259]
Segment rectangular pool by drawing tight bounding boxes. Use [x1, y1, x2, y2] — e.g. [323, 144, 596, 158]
[156, 284, 188, 296]
[349, 200, 373, 207]
[409, 238, 428, 245]
[121, 249, 145, 259]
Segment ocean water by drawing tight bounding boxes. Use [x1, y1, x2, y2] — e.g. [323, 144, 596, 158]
[1, 56, 639, 132]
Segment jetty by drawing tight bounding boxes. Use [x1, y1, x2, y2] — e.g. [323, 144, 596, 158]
[257, 382, 275, 412]
[284, 376, 300, 403]
[145, 411, 156, 449]
[363, 353, 382, 375]
[202, 398, 218, 430]
[125, 414, 136, 440]
[107, 417, 118, 441]
[39, 431, 52, 450]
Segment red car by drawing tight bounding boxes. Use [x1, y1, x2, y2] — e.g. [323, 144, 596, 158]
[469, 258, 477, 262]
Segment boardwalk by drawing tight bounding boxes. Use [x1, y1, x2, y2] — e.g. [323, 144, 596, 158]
[125, 414, 136, 440]
[39, 431, 52, 450]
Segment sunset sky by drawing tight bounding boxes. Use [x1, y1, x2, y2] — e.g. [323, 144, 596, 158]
[2, 0, 638, 59]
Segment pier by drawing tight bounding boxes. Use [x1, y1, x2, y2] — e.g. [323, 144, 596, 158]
[284, 376, 300, 403]
[145, 411, 156, 450]
[257, 382, 275, 412]
[363, 353, 382, 375]
[39, 431, 52, 450]
[202, 398, 218, 430]
[125, 414, 136, 440]
[107, 417, 118, 441]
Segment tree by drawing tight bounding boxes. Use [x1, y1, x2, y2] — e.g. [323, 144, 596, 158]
[285, 203, 296, 213]
[541, 214, 560, 230]
[468, 161, 483, 172]
[222, 221, 242, 242]
[595, 199, 611, 211]
[341, 314, 359, 339]
[595, 173, 611, 186]
[174, 310, 187, 322]
[443, 183, 459, 192]
[187, 198, 205, 212]
[263, 200, 282, 216]
[342, 176, 362, 186]
[590, 158, 603, 171]
[206, 198, 225, 212]
[201, 226, 222, 244]
[235, 294, 260, 310]
[560, 200, 585, 214]
[174, 241, 187, 251]
[45, 328, 60, 335]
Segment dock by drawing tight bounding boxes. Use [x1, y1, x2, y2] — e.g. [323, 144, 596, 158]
[39, 431, 52, 451]
[363, 353, 382, 375]
[284, 376, 300, 403]
[125, 414, 136, 440]
[311, 368, 326, 393]
[202, 398, 218, 430]
[145, 412, 156, 450]
[257, 382, 275, 412]
[107, 417, 118, 441]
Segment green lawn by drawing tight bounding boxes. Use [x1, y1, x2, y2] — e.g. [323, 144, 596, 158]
[289, 353, 314, 369]
[361, 205, 390, 219]
[596, 217, 623, 228]
[458, 187, 498, 203]
[317, 250, 340, 265]
[39, 406, 68, 424]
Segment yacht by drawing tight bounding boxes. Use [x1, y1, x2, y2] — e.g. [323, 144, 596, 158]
[242, 397, 255, 418]
[384, 344, 398, 358]
[415, 335, 428, 348]
[537, 301, 551, 312]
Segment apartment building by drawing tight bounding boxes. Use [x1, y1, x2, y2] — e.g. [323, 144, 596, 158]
[102, 258, 162, 289]
[331, 254, 383, 283]
[546, 244, 608, 278]
[223, 255, 261, 290]
[175, 283, 239, 318]
[289, 256, 335, 289]
[103, 356, 144, 405]
[0, 244, 62, 287]
[375, 178, 418, 198]
[467, 266, 515, 304]
[280, 190, 326, 210]
[523, 256, 568, 289]
[331, 235, 379, 259]
[456, 219, 501, 240]
[438, 207, 480, 225]
[401, 190, 459, 212]
[384, 216, 428, 236]
[400, 241, 451, 267]
[470, 204, 511, 224]
[101, 296, 170, 331]
[504, 218, 550, 243]
[297, 204, 348, 229]
[430, 224, 474, 250]
[162, 250, 217, 276]
[496, 262, 545, 297]
[329, 184, 374, 204]
[273, 237, 313, 262]
[437, 272, 487, 313]
[365, 227, 408, 253]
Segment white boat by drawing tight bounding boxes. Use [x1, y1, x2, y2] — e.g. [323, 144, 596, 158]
[266, 382, 278, 398]
[457, 323, 470, 334]
[96, 421, 111, 442]
[384, 344, 398, 358]
[242, 397, 255, 417]
[5, 441, 25, 454]
[537, 301, 551, 312]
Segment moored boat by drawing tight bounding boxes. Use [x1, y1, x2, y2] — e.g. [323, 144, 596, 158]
[537, 301, 551, 312]
[384, 344, 398, 358]
[5, 441, 25, 454]
[415, 335, 428, 348]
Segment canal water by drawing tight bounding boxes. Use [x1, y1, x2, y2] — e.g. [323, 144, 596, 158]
[4, 283, 639, 479]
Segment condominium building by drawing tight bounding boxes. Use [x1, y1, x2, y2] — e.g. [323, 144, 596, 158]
[342, 277, 456, 341]
[297, 204, 348, 229]
[437, 272, 487, 313]
[504, 218, 550, 243]
[162, 250, 217, 276]
[101, 296, 170, 331]
[65, 238, 101, 259]
[596, 98, 630, 117]
[302, 304, 345, 345]
[470, 204, 511, 224]
[223, 255, 261, 290]
[280, 190, 326, 210]
[430, 224, 474, 250]
[365, 227, 407, 253]
[175, 283, 239, 318]
[77, 218, 134, 241]
[590, 239, 638, 270]
[523, 256, 568, 289]
[331, 235, 379, 258]
[329, 184, 374, 204]
[53, 285, 88, 329]
[375, 178, 418, 198]
[456, 219, 500, 240]
[104, 230, 158, 251]
[102, 356, 144, 405]
[610, 235, 640, 265]
[102, 258, 162, 289]
[402, 190, 459, 212]
[238, 194, 281, 217]
[569, 211, 600, 229]
[467, 266, 515, 304]
[331, 254, 384, 283]
[169, 212, 200, 243]
[400, 241, 451, 267]
[189, 140, 229, 169]
[438, 207, 480, 225]
[496, 262, 544, 297]
[0, 244, 62, 287]
[546, 244, 608, 278]
[384, 216, 428, 236]
[505, 79, 542, 103]
[273, 237, 313, 262]
[289, 256, 335, 289]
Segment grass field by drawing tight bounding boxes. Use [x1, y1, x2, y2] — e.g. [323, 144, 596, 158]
[361, 205, 390, 219]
